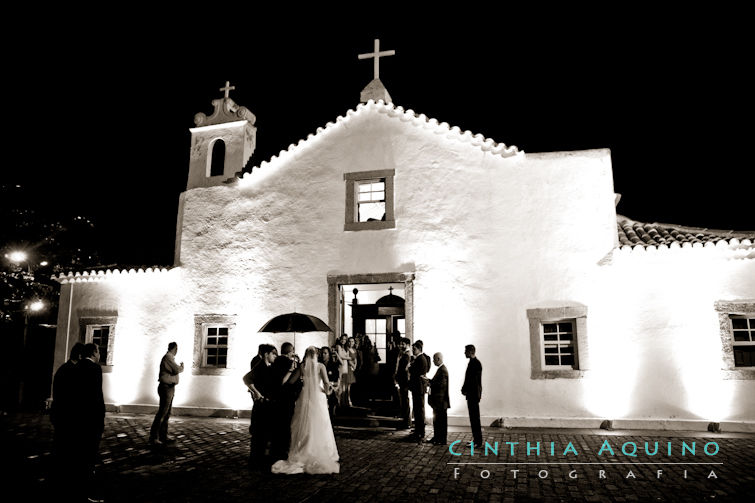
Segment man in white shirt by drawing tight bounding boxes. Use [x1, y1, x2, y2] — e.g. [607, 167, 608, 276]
[149, 342, 184, 446]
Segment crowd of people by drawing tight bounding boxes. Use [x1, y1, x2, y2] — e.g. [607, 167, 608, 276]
[243, 343, 339, 474]
[331, 333, 380, 408]
[49, 333, 484, 493]
[242, 333, 484, 473]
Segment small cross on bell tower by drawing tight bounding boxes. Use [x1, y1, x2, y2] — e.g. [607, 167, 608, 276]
[219, 80, 235, 99]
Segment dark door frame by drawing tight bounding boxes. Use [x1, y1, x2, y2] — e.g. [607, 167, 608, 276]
[327, 272, 414, 345]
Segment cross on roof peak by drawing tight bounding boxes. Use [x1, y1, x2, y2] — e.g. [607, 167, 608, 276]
[219, 80, 235, 99]
[358, 39, 395, 81]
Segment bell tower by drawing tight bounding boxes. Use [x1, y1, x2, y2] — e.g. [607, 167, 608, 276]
[186, 81, 256, 189]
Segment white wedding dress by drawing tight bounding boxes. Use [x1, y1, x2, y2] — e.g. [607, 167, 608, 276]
[271, 350, 340, 475]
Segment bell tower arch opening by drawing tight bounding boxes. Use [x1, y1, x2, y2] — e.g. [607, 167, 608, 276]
[209, 139, 226, 177]
[185, 81, 256, 190]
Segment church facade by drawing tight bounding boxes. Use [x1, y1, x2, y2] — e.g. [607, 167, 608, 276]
[52, 78, 755, 431]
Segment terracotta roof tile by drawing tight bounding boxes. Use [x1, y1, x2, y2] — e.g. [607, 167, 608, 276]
[617, 215, 755, 248]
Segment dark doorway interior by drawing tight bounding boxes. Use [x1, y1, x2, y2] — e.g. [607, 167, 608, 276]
[347, 285, 405, 410]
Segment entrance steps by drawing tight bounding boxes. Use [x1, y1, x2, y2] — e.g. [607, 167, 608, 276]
[333, 401, 405, 429]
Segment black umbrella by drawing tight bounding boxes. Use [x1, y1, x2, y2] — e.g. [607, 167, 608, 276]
[258, 313, 333, 352]
[258, 312, 333, 333]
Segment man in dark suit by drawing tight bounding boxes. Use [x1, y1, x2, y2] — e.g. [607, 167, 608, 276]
[248, 344, 277, 468]
[461, 344, 483, 447]
[415, 339, 431, 369]
[244, 344, 268, 402]
[50, 342, 84, 496]
[408, 341, 429, 442]
[427, 352, 450, 445]
[268, 342, 302, 461]
[76, 343, 106, 502]
[250, 343, 266, 371]
[393, 337, 412, 429]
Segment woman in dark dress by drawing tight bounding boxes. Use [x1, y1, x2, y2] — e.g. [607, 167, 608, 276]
[320, 346, 340, 419]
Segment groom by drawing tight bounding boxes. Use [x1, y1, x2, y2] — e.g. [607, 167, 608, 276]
[269, 343, 302, 462]
[248, 344, 277, 468]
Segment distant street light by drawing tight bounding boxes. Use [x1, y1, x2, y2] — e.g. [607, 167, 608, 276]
[39, 261, 48, 267]
[28, 300, 45, 312]
[7, 251, 28, 263]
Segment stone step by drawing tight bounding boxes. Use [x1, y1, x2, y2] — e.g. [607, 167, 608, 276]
[333, 414, 405, 429]
[335, 405, 373, 417]
[333, 415, 380, 428]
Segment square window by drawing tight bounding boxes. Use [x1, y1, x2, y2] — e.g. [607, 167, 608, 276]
[356, 179, 386, 222]
[729, 315, 755, 367]
[203, 324, 230, 368]
[539, 319, 577, 369]
[714, 302, 755, 378]
[83, 322, 116, 367]
[527, 307, 587, 379]
[193, 315, 236, 376]
[344, 170, 395, 231]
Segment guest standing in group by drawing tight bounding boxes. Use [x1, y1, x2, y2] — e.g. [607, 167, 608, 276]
[78, 343, 106, 502]
[250, 343, 266, 370]
[408, 341, 429, 442]
[357, 335, 379, 400]
[346, 336, 358, 404]
[427, 352, 449, 445]
[462, 344, 483, 447]
[248, 344, 277, 468]
[415, 339, 431, 369]
[149, 342, 184, 447]
[335, 335, 353, 407]
[50, 342, 84, 496]
[393, 337, 412, 429]
[245, 344, 267, 401]
[269, 342, 303, 462]
[320, 346, 340, 420]
[386, 332, 400, 401]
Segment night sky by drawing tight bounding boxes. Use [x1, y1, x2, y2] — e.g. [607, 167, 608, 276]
[5, 10, 752, 268]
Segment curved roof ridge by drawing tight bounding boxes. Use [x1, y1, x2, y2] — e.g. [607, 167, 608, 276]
[616, 214, 755, 249]
[238, 100, 521, 182]
[617, 215, 755, 237]
[53, 266, 173, 284]
[373, 100, 520, 157]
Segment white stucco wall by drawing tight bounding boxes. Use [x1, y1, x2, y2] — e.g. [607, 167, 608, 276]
[174, 104, 618, 419]
[53, 102, 755, 427]
[53, 269, 318, 411]
[587, 246, 755, 422]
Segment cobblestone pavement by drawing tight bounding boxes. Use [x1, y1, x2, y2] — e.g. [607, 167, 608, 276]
[3, 412, 755, 502]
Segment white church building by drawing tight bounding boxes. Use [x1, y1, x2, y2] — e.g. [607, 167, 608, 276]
[52, 50, 755, 432]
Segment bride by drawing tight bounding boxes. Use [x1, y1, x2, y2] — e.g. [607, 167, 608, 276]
[271, 346, 340, 474]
